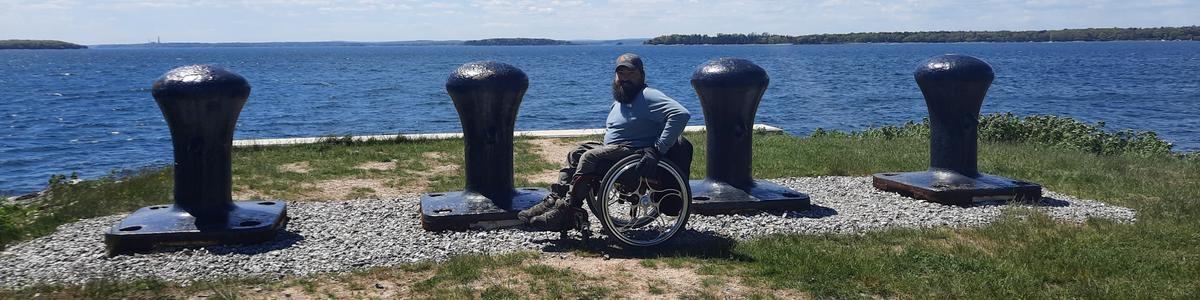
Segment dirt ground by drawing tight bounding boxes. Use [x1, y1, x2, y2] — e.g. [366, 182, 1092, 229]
[224, 252, 782, 300]
[235, 151, 462, 201]
[527, 139, 576, 184]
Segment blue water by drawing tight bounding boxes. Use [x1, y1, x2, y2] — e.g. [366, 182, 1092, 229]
[2, 42, 1198, 196]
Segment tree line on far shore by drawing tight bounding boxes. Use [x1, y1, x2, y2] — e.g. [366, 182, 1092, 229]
[463, 38, 573, 46]
[645, 26, 1200, 45]
[0, 40, 87, 49]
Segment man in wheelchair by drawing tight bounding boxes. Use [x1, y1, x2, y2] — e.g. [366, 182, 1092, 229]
[518, 53, 691, 231]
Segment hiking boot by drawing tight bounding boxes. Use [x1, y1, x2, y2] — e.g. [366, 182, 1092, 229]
[527, 173, 600, 231]
[518, 193, 560, 223]
[528, 203, 580, 231]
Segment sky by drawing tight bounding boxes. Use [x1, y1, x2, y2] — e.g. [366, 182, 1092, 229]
[1, 0, 1197, 44]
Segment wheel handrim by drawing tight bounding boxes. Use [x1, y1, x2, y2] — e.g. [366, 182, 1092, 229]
[599, 161, 689, 247]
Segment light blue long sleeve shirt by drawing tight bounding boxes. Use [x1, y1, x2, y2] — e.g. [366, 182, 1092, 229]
[603, 87, 691, 154]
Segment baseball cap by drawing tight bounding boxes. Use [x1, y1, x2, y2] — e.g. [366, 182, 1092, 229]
[615, 53, 643, 71]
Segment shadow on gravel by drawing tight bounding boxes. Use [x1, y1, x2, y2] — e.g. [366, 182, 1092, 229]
[966, 196, 1071, 208]
[776, 204, 838, 219]
[198, 230, 305, 255]
[690, 204, 839, 219]
[535, 229, 751, 261]
[1036, 197, 1071, 207]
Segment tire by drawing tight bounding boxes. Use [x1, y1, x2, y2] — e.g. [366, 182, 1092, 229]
[586, 154, 691, 247]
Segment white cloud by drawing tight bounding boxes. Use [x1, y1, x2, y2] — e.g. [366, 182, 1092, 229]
[0, 0, 80, 10]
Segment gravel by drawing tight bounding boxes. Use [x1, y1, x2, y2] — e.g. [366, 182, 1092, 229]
[0, 176, 1136, 288]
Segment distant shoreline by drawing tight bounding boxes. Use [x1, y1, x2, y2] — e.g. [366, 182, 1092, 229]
[0, 40, 87, 50]
[645, 26, 1200, 45]
[83, 39, 1199, 49]
[92, 38, 644, 48]
[462, 38, 572, 46]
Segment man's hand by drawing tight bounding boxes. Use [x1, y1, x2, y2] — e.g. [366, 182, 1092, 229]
[634, 147, 660, 179]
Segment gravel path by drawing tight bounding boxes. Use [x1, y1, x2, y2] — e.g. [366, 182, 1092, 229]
[0, 176, 1136, 288]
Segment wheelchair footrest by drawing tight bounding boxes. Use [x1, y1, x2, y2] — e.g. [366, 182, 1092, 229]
[689, 180, 810, 215]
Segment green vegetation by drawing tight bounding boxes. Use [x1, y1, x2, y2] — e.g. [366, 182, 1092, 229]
[646, 26, 1200, 44]
[463, 38, 574, 46]
[0, 168, 171, 250]
[812, 112, 1176, 157]
[0, 39, 87, 49]
[3, 114, 1199, 298]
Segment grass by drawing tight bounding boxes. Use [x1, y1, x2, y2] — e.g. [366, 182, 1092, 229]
[0, 167, 173, 250]
[2, 118, 1199, 298]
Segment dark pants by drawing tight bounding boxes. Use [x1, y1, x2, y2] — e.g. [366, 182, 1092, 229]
[559, 142, 636, 184]
[558, 139, 693, 216]
[557, 138, 693, 187]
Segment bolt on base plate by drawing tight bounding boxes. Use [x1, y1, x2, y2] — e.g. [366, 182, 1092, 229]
[688, 180, 810, 215]
[419, 188, 549, 231]
[104, 200, 289, 256]
[872, 171, 1042, 206]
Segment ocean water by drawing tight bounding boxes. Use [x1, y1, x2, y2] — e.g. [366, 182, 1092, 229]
[2, 42, 1198, 196]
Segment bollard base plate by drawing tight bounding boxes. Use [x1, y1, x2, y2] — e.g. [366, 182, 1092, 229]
[420, 188, 549, 231]
[688, 180, 810, 215]
[872, 171, 1042, 206]
[104, 200, 289, 256]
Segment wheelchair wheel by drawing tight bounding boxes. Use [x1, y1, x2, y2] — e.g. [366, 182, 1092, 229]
[588, 154, 690, 247]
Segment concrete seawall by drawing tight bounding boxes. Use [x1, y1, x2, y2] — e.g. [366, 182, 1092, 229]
[232, 124, 784, 148]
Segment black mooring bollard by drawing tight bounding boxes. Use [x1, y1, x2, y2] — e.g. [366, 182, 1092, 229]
[104, 65, 288, 255]
[419, 61, 548, 231]
[873, 54, 1042, 205]
[688, 58, 810, 214]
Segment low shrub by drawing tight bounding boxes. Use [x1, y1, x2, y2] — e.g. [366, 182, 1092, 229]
[0, 204, 27, 250]
[812, 112, 1177, 157]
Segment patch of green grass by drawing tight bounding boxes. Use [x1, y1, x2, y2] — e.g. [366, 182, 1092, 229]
[638, 259, 657, 269]
[295, 278, 317, 294]
[232, 137, 467, 200]
[480, 285, 522, 300]
[414, 252, 536, 292]
[640, 256, 693, 269]
[0, 167, 173, 250]
[0, 204, 28, 248]
[646, 279, 667, 295]
[520, 264, 609, 299]
[522, 264, 574, 279]
[423, 286, 476, 300]
[2, 272, 231, 299]
[811, 112, 1181, 156]
[693, 131, 1197, 298]
[699, 276, 723, 288]
[679, 289, 720, 300]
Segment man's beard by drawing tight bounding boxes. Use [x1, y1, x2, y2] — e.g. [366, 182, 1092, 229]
[612, 80, 646, 104]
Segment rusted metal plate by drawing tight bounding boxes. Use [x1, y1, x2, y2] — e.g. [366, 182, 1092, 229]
[104, 200, 289, 256]
[689, 180, 810, 215]
[419, 188, 548, 231]
[872, 171, 1042, 206]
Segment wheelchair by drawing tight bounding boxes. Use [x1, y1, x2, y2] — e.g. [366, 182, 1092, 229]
[575, 138, 693, 247]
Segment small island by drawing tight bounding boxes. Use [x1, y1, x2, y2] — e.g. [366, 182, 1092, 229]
[462, 38, 573, 46]
[646, 26, 1200, 45]
[0, 40, 87, 50]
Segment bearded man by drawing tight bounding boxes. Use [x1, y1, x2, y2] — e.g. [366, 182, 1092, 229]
[518, 53, 691, 231]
